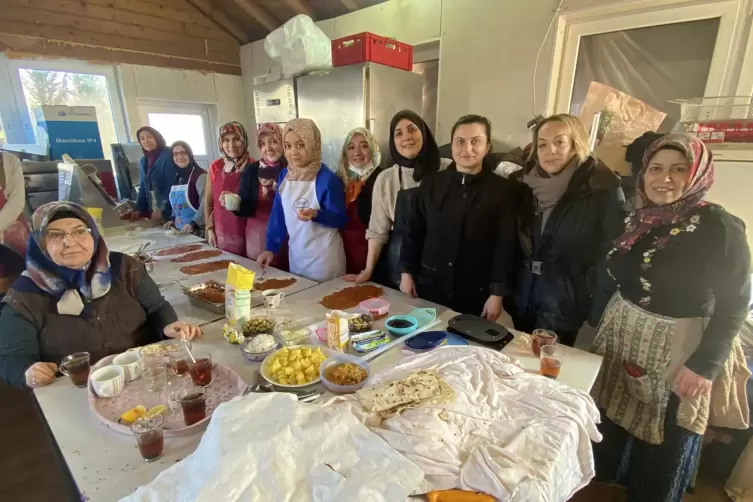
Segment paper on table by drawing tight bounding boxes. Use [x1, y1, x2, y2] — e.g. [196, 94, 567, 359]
[120, 393, 424, 502]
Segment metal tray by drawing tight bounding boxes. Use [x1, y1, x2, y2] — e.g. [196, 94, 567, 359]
[182, 280, 225, 314]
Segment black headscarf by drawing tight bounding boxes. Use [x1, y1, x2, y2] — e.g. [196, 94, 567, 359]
[170, 141, 200, 183]
[135, 126, 167, 155]
[388, 110, 440, 182]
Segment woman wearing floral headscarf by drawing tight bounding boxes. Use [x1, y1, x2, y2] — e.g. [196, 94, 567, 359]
[0, 202, 201, 389]
[338, 127, 382, 276]
[257, 119, 347, 282]
[230, 123, 288, 268]
[591, 134, 751, 502]
[204, 122, 256, 256]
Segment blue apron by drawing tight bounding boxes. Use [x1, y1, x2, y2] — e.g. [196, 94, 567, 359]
[168, 169, 198, 230]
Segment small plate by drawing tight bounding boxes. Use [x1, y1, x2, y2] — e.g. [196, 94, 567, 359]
[405, 330, 447, 350]
[409, 308, 437, 328]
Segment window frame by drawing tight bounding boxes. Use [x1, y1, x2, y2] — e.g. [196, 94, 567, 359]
[736, 19, 753, 96]
[545, 0, 745, 116]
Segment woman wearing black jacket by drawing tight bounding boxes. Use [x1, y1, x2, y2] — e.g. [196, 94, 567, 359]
[510, 113, 623, 346]
[400, 115, 518, 320]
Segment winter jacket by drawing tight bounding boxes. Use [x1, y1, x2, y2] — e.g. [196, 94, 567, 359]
[400, 160, 518, 316]
[135, 147, 180, 220]
[510, 157, 623, 332]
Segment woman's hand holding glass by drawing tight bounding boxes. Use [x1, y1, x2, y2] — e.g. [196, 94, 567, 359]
[25, 362, 58, 388]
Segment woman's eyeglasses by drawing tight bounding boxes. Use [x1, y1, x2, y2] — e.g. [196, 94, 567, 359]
[173, 151, 189, 159]
[46, 228, 92, 244]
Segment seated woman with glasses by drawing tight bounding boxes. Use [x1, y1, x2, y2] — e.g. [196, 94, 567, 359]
[0, 202, 202, 390]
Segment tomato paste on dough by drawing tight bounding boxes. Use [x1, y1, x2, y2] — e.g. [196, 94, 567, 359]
[171, 249, 223, 263]
[319, 285, 383, 310]
[180, 260, 236, 275]
[154, 244, 204, 257]
[254, 277, 298, 291]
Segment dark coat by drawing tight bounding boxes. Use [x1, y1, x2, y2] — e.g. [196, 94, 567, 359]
[135, 147, 179, 220]
[510, 157, 623, 332]
[400, 159, 518, 315]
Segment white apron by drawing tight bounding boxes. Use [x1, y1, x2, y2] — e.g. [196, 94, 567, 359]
[280, 179, 345, 282]
[168, 181, 198, 230]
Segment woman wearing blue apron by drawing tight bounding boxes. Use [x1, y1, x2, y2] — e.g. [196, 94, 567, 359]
[257, 119, 347, 282]
[164, 141, 206, 235]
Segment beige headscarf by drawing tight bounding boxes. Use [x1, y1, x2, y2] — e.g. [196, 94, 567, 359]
[282, 118, 322, 184]
[336, 127, 382, 184]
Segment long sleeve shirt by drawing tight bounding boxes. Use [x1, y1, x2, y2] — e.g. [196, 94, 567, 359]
[0, 152, 26, 233]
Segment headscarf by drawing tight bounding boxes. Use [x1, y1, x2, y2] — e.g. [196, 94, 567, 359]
[22, 202, 111, 316]
[388, 110, 440, 182]
[218, 122, 251, 172]
[256, 123, 285, 191]
[337, 127, 382, 184]
[614, 133, 714, 253]
[170, 141, 200, 185]
[282, 118, 322, 184]
[136, 126, 166, 172]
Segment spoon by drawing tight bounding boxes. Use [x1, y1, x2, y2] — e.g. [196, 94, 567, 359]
[183, 338, 197, 364]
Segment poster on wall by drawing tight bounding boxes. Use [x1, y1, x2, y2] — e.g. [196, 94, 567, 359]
[35, 105, 105, 161]
[579, 82, 666, 175]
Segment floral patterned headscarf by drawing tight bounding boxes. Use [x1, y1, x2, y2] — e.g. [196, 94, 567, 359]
[282, 118, 322, 184]
[614, 133, 714, 253]
[22, 202, 111, 315]
[337, 127, 382, 184]
[218, 122, 251, 172]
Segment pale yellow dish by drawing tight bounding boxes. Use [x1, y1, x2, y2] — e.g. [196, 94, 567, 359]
[265, 346, 328, 386]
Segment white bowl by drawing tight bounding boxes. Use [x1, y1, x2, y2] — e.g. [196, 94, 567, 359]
[260, 344, 336, 389]
[112, 352, 142, 381]
[89, 365, 125, 398]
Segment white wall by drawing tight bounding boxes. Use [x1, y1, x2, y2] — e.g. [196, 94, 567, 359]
[708, 161, 753, 252]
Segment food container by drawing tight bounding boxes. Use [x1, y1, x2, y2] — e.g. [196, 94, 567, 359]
[315, 327, 328, 343]
[359, 298, 390, 319]
[404, 331, 447, 352]
[240, 334, 282, 362]
[182, 281, 225, 314]
[275, 325, 313, 346]
[320, 353, 370, 394]
[326, 310, 350, 352]
[347, 312, 373, 333]
[331, 32, 413, 71]
[242, 315, 277, 336]
[385, 315, 419, 337]
[350, 330, 390, 353]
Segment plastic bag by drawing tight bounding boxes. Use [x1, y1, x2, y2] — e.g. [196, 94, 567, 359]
[264, 14, 332, 77]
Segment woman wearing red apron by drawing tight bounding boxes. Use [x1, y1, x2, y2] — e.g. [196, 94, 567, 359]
[338, 128, 382, 277]
[231, 123, 289, 270]
[204, 122, 256, 257]
[0, 152, 31, 303]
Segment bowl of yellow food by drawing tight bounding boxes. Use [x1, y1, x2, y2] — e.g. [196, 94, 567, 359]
[260, 345, 334, 389]
[320, 353, 370, 394]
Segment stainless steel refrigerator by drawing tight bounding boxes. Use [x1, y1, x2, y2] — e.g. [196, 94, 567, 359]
[253, 63, 423, 171]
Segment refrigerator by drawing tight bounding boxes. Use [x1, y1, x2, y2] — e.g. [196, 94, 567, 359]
[253, 63, 423, 171]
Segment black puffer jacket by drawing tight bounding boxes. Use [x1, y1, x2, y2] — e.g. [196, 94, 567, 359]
[400, 159, 518, 315]
[509, 157, 623, 333]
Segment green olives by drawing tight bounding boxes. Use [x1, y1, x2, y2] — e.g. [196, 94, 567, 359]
[243, 316, 275, 335]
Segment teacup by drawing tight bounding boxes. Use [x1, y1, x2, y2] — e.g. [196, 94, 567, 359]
[222, 193, 240, 211]
[262, 289, 285, 308]
[113, 352, 143, 382]
[89, 365, 125, 398]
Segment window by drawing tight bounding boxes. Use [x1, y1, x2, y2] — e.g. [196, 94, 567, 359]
[138, 103, 214, 168]
[0, 115, 6, 144]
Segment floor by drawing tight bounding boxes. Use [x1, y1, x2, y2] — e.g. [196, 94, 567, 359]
[570, 479, 730, 502]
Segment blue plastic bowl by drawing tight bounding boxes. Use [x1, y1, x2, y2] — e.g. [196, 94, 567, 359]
[319, 353, 370, 394]
[405, 330, 448, 351]
[384, 315, 419, 337]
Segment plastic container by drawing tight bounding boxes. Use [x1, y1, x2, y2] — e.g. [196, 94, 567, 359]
[385, 315, 419, 337]
[315, 326, 328, 343]
[319, 353, 370, 394]
[240, 334, 281, 362]
[332, 32, 413, 71]
[359, 298, 390, 319]
[242, 315, 277, 336]
[405, 331, 447, 352]
[348, 312, 374, 333]
[275, 325, 313, 346]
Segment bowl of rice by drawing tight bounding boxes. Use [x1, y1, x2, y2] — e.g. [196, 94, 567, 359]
[240, 333, 281, 362]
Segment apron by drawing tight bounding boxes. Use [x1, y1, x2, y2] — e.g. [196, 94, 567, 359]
[168, 168, 198, 230]
[280, 179, 345, 282]
[0, 172, 30, 281]
[341, 180, 369, 275]
[379, 167, 419, 288]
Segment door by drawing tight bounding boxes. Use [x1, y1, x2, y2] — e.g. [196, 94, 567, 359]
[137, 103, 214, 169]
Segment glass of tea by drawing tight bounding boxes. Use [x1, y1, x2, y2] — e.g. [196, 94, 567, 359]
[188, 352, 212, 387]
[539, 344, 564, 380]
[59, 352, 91, 388]
[168, 349, 190, 377]
[531, 329, 558, 357]
[131, 415, 165, 462]
[179, 386, 207, 426]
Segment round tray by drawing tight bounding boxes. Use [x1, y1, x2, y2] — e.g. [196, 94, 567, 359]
[88, 353, 246, 437]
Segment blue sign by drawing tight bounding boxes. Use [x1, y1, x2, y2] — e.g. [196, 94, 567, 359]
[36, 106, 105, 160]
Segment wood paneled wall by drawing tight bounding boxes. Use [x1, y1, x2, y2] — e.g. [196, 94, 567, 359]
[0, 0, 242, 74]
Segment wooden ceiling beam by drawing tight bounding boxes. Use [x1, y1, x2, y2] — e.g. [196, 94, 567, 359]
[185, 0, 250, 44]
[340, 0, 360, 11]
[282, 0, 314, 18]
[233, 0, 278, 32]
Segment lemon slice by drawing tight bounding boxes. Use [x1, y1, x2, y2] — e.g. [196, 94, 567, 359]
[145, 405, 168, 419]
[120, 405, 146, 425]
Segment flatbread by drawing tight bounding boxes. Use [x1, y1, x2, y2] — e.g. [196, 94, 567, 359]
[356, 370, 455, 418]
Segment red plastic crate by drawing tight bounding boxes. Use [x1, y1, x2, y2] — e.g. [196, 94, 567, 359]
[332, 32, 413, 71]
[685, 121, 753, 143]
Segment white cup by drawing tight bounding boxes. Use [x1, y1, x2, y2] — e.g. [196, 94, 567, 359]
[89, 365, 125, 398]
[222, 193, 241, 211]
[113, 352, 142, 382]
[262, 289, 285, 308]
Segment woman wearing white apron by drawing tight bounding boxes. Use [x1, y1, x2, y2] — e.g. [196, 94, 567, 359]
[164, 141, 206, 235]
[258, 119, 347, 282]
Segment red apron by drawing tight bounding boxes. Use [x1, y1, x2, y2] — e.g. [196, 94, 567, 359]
[341, 182, 369, 275]
[250, 184, 289, 271]
[0, 182, 30, 283]
[210, 164, 248, 257]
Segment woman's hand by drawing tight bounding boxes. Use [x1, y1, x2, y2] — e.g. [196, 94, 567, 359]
[25, 362, 58, 388]
[163, 220, 175, 230]
[344, 269, 373, 283]
[297, 208, 318, 222]
[218, 191, 234, 209]
[164, 321, 203, 341]
[207, 229, 217, 247]
[180, 224, 194, 234]
[673, 366, 712, 398]
[150, 209, 163, 225]
[257, 251, 275, 269]
[481, 295, 503, 322]
[400, 273, 417, 297]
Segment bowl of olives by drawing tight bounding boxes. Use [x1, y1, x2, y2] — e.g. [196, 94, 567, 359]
[348, 313, 374, 333]
[242, 315, 277, 336]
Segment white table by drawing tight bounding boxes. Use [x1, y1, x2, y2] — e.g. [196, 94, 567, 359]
[33, 279, 602, 501]
[104, 225, 204, 254]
